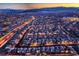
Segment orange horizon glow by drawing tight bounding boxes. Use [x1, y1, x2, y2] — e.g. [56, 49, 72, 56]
[1, 3, 79, 9]
[16, 3, 79, 9]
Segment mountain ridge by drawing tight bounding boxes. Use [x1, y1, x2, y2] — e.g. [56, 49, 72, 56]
[0, 7, 79, 14]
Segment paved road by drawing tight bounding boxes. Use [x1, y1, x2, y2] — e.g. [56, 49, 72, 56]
[0, 16, 35, 48]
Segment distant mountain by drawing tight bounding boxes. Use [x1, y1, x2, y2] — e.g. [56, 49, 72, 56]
[0, 9, 25, 14]
[0, 7, 79, 15]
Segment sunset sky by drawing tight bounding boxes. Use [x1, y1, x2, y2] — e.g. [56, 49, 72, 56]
[0, 3, 79, 9]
